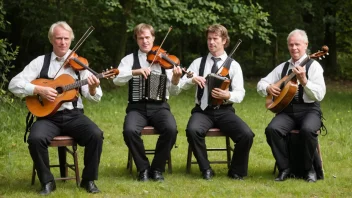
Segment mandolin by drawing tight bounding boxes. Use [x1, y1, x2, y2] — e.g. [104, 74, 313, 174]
[265, 46, 329, 113]
[26, 68, 119, 117]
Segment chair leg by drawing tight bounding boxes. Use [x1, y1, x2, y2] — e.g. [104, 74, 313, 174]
[226, 136, 232, 169]
[273, 162, 277, 175]
[31, 164, 36, 185]
[168, 154, 172, 174]
[72, 145, 80, 186]
[186, 145, 192, 173]
[127, 149, 133, 174]
[58, 146, 67, 179]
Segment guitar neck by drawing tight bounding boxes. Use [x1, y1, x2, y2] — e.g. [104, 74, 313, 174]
[63, 73, 103, 91]
[284, 56, 310, 83]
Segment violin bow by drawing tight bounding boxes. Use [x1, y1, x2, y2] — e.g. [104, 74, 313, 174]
[216, 39, 242, 73]
[53, 26, 95, 78]
[148, 26, 173, 67]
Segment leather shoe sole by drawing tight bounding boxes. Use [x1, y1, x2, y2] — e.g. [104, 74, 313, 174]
[202, 168, 215, 180]
[275, 168, 290, 181]
[80, 180, 100, 193]
[39, 181, 56, 195]
[228, 171, 244, 180]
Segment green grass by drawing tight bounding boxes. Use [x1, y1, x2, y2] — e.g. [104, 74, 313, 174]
[1, 79, 352, 197]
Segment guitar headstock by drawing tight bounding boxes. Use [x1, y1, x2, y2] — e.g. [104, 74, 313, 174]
[310, 45, 329, 60]
[102, 67, 119, 79]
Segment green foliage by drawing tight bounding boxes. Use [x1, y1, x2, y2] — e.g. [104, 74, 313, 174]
[0, 1, 18, 104]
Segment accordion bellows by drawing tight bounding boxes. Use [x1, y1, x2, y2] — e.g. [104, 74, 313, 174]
[130, 71, 167, 102]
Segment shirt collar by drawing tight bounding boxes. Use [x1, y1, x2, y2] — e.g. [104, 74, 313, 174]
[207, 51, 228, 61]
[289, 54, 308, 66]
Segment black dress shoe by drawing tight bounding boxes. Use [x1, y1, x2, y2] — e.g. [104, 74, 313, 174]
[305, 167, 317, 182]
[228, 170, 244, 180]
[39, 181, 56, 195]
[202, 168, 215, 180]
[275, 168, 290, 181]
[80, 180, 100, 193]
[150, 170, 164, 181]
[138, 169, 150, 182]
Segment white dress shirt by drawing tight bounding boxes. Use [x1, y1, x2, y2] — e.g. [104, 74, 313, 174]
[170, 52, 245, 110]
[8, 51, 103, 111]
[257, 54, 326, 102]
[113, 50, 176, 99]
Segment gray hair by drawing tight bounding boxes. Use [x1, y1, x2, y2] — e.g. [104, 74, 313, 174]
[48, 21, 75, 43]
[287, 29, 308, 43]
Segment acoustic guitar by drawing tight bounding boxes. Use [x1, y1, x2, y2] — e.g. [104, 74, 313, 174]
[26, 68, 119, 117]
[265, 46, 329, 113]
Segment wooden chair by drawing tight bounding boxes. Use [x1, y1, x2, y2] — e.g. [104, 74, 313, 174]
[273, 130, 323, 177]
[126, 126, 172, 174]
[31, 135, 80, 186]
[186, 128, 234, 173]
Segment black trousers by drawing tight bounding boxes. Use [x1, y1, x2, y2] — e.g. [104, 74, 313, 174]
[186, 105, 254, 176]
[265, 103, 321, 172]
[123, 101, 177, 172]
[28, 109, 103, 185]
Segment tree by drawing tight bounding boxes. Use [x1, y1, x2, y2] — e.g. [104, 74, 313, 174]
[0, 0, 18, 103]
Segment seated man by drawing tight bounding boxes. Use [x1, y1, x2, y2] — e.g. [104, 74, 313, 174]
[257, 29, 326, 182]
[170, 24, 254, 180]
[8, 21, 104, 195]
[113, 23, 182, 182]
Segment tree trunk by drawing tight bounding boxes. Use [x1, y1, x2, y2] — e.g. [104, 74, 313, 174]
[324, 1, 338, 78]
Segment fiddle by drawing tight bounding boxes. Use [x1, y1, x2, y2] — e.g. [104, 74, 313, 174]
[64, 52, 89, 71]
[147, 46, 193, 78]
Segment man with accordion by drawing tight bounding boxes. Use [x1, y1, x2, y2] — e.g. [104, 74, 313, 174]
[172, 24, 254, 180]
[113, 23, 182, 182]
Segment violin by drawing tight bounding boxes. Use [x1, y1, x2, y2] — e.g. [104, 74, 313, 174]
[64, 52, 89, 71]
[147, 46, 193, 78]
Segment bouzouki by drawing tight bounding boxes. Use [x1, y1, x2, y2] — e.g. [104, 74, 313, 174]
[26, 68, 119, 117]
[266, 46, 329, 113]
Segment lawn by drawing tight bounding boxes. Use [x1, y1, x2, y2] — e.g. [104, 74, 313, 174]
[0, 79, 351, 197]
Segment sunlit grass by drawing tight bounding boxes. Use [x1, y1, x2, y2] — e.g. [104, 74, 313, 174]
[1, 79, 351, 197]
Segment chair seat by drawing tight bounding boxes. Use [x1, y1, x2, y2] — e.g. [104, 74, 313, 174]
[186, 128, 233, 173]
[32, 135, 80, 186]
[126, 126, 172, 174]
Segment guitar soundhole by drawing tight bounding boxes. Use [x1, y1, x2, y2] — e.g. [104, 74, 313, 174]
[56, 87, 63, 94]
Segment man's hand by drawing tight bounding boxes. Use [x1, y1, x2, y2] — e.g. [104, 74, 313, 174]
[266, 84, 281, 97]
[33, 86, 58, 102]
[292, 66, 308, 86]
[171, 66, 183, 85]
[87, 75, 100, 96]
[211, 88, 230, 100]
[192, 76, 206, 89]
[132, 68, 151, 79]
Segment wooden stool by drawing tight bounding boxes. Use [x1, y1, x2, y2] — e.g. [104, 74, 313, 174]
[273, 130, 323, 175]
[186, 128, 233, 173]
[31, 136, 80, 186]
[126, 126, 172, 174]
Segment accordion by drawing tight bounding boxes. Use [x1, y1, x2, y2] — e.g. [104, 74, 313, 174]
[207, 73, 231, 106]
[130, 70, 167, 102]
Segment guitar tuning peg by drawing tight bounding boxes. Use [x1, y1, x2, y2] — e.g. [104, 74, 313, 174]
[326, 53, 329, 55]
[319, 57, 322, 60]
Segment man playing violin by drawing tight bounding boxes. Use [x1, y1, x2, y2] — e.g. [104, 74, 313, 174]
[113, 23, 182, 182]
[171, 24, 254, 180]
[257, 29, 326, 182]
[8, 21, 103, 194]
